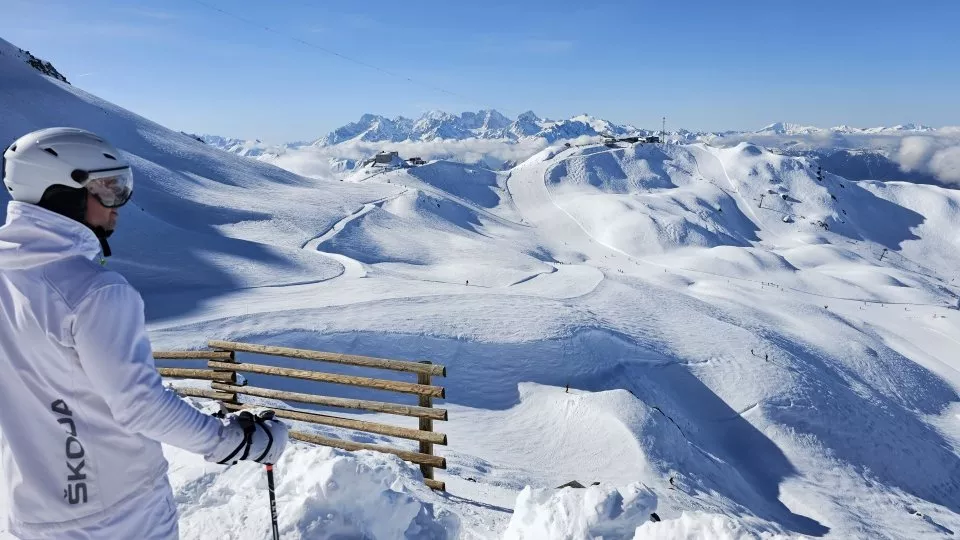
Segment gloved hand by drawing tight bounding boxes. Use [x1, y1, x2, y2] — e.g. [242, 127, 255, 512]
[205, 408, 289, 465]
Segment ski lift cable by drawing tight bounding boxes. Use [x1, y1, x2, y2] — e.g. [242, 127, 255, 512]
[189, 0, 509, 113]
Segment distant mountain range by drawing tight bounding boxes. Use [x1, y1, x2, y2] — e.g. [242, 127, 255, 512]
[312, 109, 646, 145]
[751, 121, 935, 136]
[197, 110, 940, 154]
[194, 111, 950, 185]
[310, 112, 937, 146]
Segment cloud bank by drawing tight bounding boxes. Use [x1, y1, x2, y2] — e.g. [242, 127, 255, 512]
[896, 136, 960, 185]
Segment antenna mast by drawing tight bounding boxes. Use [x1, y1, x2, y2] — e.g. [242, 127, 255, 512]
[661, 116, 666, 144]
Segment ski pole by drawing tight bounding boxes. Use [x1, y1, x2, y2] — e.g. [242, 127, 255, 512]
[266, 465, 279, 540]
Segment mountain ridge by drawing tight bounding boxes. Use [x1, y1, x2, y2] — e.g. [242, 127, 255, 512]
[203, 111, 946, 153]
[312, 109, 655, 146]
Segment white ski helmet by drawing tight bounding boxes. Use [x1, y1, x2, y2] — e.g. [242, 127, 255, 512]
[3, 127, 133, 207]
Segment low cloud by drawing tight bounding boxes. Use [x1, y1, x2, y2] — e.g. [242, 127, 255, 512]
[896, 136, 939, 174]
[896, 136, 960, 186]
[931, 147, 960, 184]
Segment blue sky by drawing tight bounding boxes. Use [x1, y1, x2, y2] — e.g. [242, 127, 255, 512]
[2, 0, 958, 143]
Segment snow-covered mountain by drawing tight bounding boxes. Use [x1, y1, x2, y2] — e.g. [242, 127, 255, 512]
[202, 113, 959, 186]
[755, 122, 822, 135]
[311, 111, 942, 148]
[194, 134, 269, 157]
[0, 42, 69, 83]
[313, 109, 642, 146]
[750, 121, 938, 137]
[193, 134, 310, 158]
[4, 34, 960, 539]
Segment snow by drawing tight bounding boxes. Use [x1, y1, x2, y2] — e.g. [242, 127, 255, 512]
[167, 442, 461, 539]
[3, 35, 960, 540]
[503, 483, 657, 540]
[634, 512, 791, 540]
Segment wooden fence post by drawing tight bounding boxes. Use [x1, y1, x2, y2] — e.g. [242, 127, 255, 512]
[418, 361, 435, 484]
[212, 349, 239, 405]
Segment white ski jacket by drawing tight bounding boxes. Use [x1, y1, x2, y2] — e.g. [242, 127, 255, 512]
[0, 202, 230, 538]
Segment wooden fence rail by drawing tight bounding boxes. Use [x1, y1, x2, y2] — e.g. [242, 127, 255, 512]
[155, 341, 447, 491]
[210, 382, 448, 420]
[207, 360, 445, 398]
[175, 388, 237, 401]
[288, 430, 446, 468]
[219, 401, 446, 445]
[157, 368, 236, 383]
[208, 340, 446, 377]
[154, 351, 234, 360]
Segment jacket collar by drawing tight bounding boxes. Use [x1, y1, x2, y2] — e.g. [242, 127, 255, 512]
[0, 201, 103, 269]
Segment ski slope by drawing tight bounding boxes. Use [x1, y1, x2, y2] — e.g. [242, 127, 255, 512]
[2, 36, 960, 539]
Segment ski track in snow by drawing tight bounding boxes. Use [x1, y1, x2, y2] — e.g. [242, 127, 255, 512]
[300, 190, 412, 279]
[300, 190, 409, 250]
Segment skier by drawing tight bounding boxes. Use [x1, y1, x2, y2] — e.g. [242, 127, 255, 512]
[0, 128, 289, 539]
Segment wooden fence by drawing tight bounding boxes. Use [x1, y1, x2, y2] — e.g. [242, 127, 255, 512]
[155, 340, 447, 490]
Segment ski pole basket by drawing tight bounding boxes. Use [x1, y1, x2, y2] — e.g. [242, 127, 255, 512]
[155, 340, 448, 490]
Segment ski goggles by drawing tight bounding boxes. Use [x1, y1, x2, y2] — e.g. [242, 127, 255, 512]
[70, 166, 134, 208]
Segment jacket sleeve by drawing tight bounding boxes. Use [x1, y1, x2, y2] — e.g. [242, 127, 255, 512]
[72, 283, 230, 457]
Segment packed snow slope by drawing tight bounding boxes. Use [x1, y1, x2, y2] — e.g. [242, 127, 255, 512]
[3, 36, 960, 539]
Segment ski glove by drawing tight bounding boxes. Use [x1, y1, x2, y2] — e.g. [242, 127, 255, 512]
[205, 408, 289, 465]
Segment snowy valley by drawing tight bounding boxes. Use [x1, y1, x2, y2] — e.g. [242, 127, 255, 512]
[2, 36, 960, 540]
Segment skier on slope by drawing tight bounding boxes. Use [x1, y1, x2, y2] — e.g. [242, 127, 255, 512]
[0, 128, 289, 539]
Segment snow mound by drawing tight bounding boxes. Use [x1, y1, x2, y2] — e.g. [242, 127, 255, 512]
[491, 384, 693, 486]
[504, 483, 658, 540]
[634, 512, 792, 540]
[169, 444, 459, 540]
